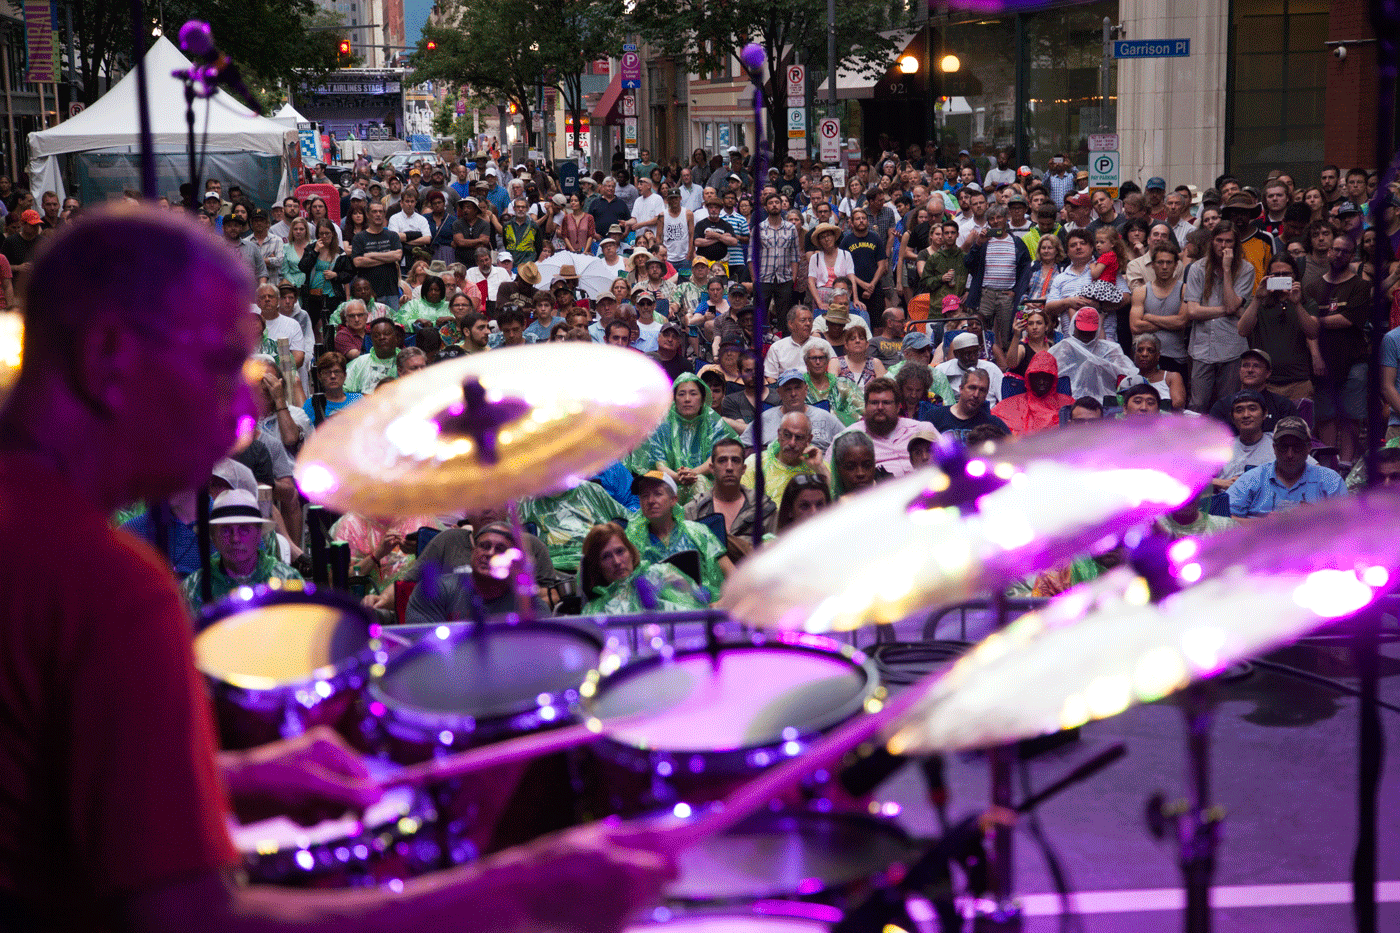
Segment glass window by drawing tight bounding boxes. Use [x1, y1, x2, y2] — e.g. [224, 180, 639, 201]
[1227, 0, 1326, 184]
[1021, 1, 1118, 170]
[940, 15, 1017, 165]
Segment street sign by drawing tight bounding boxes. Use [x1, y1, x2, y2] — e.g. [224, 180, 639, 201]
[1088, 133, 1118, 152]
[787, 107, 806, 140]
[624, 117, 637, 148]
[818, 117, 840, 162]
[1113, 39, 1190, 59]
[455, 99, 466, 116]
[68, 101, 84, 118]
[620, 51, 641, 89]
[621, 93, 636, 117]
[785, 65, 805, 107]
[1089, 150, 1120, 189]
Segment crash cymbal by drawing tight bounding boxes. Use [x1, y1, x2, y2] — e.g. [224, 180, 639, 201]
[295, 344, 672, 517]
[720, 416, 1233, 632]
[885, 488, 1400, 755]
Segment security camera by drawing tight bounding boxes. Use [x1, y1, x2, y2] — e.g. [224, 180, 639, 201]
[1333, 45, 1347, 60]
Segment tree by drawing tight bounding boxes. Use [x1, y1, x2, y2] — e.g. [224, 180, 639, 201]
[412, 0, 623, 155]
[68, 0, 343, 106]
[629, 0, 913, 162]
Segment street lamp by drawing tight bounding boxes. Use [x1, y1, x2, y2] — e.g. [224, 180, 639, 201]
[940, 53, 961, 73]
[898, 55, 919, 75]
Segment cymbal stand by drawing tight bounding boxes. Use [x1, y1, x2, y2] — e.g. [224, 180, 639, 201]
[972, 591, 1023, 931]
[1147, 682, 1223, 933]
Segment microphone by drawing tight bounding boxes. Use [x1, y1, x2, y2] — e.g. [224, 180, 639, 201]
[176, 20, 264, 115]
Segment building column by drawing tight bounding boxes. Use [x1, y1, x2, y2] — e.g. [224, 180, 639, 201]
[1117, 0, 1228, 191]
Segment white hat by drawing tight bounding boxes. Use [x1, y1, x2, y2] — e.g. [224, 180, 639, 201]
[497, 250, 513, 263]
[209, 489, 272, 527]
[485, 166, 500, 177]
[950, 332, 981, 351]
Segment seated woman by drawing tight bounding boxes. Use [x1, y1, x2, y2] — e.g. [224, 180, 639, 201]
[829, 430, 889, 499]
[776, 473, 832, 532]
[625, 372, 738, 505]
[579, 524, 706, 614]
[397, 273, 450, 331]
[801, 337, 863, 426]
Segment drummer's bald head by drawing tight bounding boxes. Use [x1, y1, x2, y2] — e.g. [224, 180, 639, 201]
[23, 205, 248, 363]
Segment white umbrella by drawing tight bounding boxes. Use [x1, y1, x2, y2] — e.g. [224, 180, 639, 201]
[535, 252, 619, 300]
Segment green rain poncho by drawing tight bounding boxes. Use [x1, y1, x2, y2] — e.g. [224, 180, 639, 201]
[804, 372, 864, 426]
[396, 294, 450, 330]
[625, 506, 727, 601]
[625, 372, 737, 505]
[583, 562, 707, 614]
[518, 482, 629, 572]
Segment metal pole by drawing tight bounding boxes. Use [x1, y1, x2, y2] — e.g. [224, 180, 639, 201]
[827, 0, 837, 118]
[2, 42, 18, 181]
[1100, 16, 1111, 134]
[924, 18, 935, 150]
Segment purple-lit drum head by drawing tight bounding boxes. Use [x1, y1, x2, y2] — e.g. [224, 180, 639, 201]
[667, 810, 914, 905]
[628, 914, 831, 933]
[194, 586, 388, 749]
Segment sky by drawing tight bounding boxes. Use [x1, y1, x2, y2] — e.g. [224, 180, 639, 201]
[404, 0, 432, 44]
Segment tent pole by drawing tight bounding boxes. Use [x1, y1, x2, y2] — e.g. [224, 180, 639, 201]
[2, 42, 17, 180]
[37, 83, 45, 131]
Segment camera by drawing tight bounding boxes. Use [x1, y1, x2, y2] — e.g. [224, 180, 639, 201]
[1333, 45, 1347, 61]
[1266, 275, 1292, 291]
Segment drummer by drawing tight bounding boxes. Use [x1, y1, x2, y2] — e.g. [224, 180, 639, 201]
[0, 205, 673, 931]
[180, 488, 303, 612]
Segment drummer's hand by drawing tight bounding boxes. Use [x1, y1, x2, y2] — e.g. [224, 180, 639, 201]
[498, 821, 677, 933]
[222, 727, 381, 826]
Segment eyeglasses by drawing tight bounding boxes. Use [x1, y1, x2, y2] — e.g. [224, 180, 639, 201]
[473, 538, 514, 555]
[778, 429, 812, 443]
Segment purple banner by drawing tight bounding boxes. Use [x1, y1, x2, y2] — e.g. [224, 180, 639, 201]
[23, 0, 58, 84]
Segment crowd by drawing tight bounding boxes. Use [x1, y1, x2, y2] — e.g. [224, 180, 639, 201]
[16, 139, 1383, 614]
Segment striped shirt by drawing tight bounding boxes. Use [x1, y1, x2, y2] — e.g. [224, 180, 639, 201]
[982, 235, 1017, 289]
[722, 210, 750, 269]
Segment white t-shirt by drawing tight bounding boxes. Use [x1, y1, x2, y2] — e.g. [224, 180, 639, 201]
[631, 193, 666, 229]
[466, 266, 512, 301]
[935, 359, 1006, 404]
[388, 210, 432, 244]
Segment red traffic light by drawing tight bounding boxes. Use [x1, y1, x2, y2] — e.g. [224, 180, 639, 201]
[425, 40, 437, 52]
[338, 39, 351, 56]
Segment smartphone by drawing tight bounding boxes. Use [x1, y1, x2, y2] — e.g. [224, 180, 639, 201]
[1266, 276, 1291, 291]
[655, 297, 670, 319]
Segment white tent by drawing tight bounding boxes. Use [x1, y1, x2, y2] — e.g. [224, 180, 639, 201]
[271, 101, 310, 129]
[27, 36, 296, 202]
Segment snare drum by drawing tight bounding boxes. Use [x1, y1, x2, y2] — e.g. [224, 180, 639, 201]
[580, 632, 882, 816]
[629, 910, 835, 933]
[362, 619, 605, 860]
[668, 809, 914, 908]
[194, 584, 396, 750]
[229, 778, 439, 888]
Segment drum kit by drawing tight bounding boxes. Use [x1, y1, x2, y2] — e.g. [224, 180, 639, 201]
[187, 344, 1400, 931]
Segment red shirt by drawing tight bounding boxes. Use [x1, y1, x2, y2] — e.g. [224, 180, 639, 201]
[0, 455, 236, 928]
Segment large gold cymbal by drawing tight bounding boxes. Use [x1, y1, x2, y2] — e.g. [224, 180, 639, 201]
[718, 416, 1234, 632]
[295, 344, 672, 518]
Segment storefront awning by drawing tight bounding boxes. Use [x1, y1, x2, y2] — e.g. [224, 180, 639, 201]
[591, 72, 624, 125]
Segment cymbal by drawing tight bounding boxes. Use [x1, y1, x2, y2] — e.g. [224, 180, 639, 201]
[719, 416, 1234, 632]
[0, 312, 22, 405]
[295, 344, 672, 517]
[885, 488, 1400, 755]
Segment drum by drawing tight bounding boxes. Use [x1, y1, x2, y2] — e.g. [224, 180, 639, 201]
[229, 775, 439, 888]
[628, 910, 835, 933]
[361, 619, 605, 860]
[580, 632, 882, 816]
[194, 584, 397, 750]
[667, 810, 915, 908]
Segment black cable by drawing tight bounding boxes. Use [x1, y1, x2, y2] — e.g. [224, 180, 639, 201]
[1016, 755, 1083, 933]
[1246, 658, 1400, 717]
[871, 641, 972, 687]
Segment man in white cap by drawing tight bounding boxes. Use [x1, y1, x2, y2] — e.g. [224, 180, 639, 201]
[179, 489, 302, 612]
[935, 330, 1005, 404]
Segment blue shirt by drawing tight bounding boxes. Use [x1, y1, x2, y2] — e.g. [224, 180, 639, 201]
[303, 392, 362, 425]
[122, 507, 202, 577]
[1383, 326, 1400, 426]
[591, 461, 640, 511]
[525, 315, 565, 343]
[1227, 460, 1345, 518]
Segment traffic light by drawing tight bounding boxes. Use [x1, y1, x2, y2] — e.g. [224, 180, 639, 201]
[425, 40, 437, 52]
[338, 39, 352, 66]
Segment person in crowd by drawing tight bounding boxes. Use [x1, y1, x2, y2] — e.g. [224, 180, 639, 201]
[405, 521, 546, 622]
[1049, 307, 1137, 400]
[934, 331, 1005, 403]
[344, 317, 401, 392]
[1002, 306, 1059, 377]
[775, 473, 832, 532]
[303, 351, 361, 425]
[628, 373, 738, 505]
[398, 273, 450, 331]
[926, 368, 1010, 442]
[579, 523, 707, 614]
[831, 315, 886, 388]
[801, 338, 864, 426]
[1132, 333, 1186, 410]
[965, 204, 1032, 350]
[1227, 415, 1345, 519]
[1212, 389, 1283, 491]
[808, 222, 863, 317]
[1128, 243, 1190, 377]
[1117, 375, 1163, 416]
[1204, 347, 1298, 434]
[518, 478, 630, 574]
[350, 201, 404, 311]
[626, 471, 731, 598]
[991, 351, 1074, 435]
[1305, 234, 1372, 464]
[740, 367, 846, 452]
[179, 489, 303, 612]
[648, 321, 690, 383]
[742, 410, 829, 504]
[828, 429, 887, 499]
[333, 299, 371, 360]
[831, 377, 927, 478]
[684, 436, 777, 562]
[764, 303, 821, 378]
[1044, 229, 1097, 336]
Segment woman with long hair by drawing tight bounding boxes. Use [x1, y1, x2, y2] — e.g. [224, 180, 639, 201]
[560, 192, 595, 253]
[1003, 307, 1059, 377]
[579, 524, 704, 614]
[1302, 187, 1328, 225]
[305, 219, 348, 321]
[281, 217, 312, 299]
[1183, 221, 1253, 411]
[830, 317, 885, 388]
[776, 474, 831, 531]
[305, 196, 341, 245]
[341, 199, 370, 240]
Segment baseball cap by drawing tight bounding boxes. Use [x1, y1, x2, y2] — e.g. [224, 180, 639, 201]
[632, 470, 679, 496]
[485, 166, 500, 177]
[961, 182, 983, 194]
[599, 237, 618, 248]
[1230, 388, 1267, 410]
[1272, 416, 1310, 443]
[776, 367, 806, 386]
[1073, 307, 1101, 331]
[497, 250, 513, 263]
[1006, 192, 1028, 206]
[277, 281, 297, 294]
[728, 281, 748, 294]
[1065, 192, 1091, 208]
[552, 193, 567, 206]
[902, 331, 932, 351]
[907, 427, 940, 452]
[949, 332, 979, 351]
[941, 295, 963, 315]
[1335, 200, 1361, 217]
[249, 208, 268, 222]
[1117, 375, 1158, 401]
[1240, 348, 1272, 368]
[659, 321, 684, 338]
[1017, 166, 1034, 177]
[1146, 176, 1167, 191]
[20, 209, 41, 225]
[349, 189, 369, 201]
